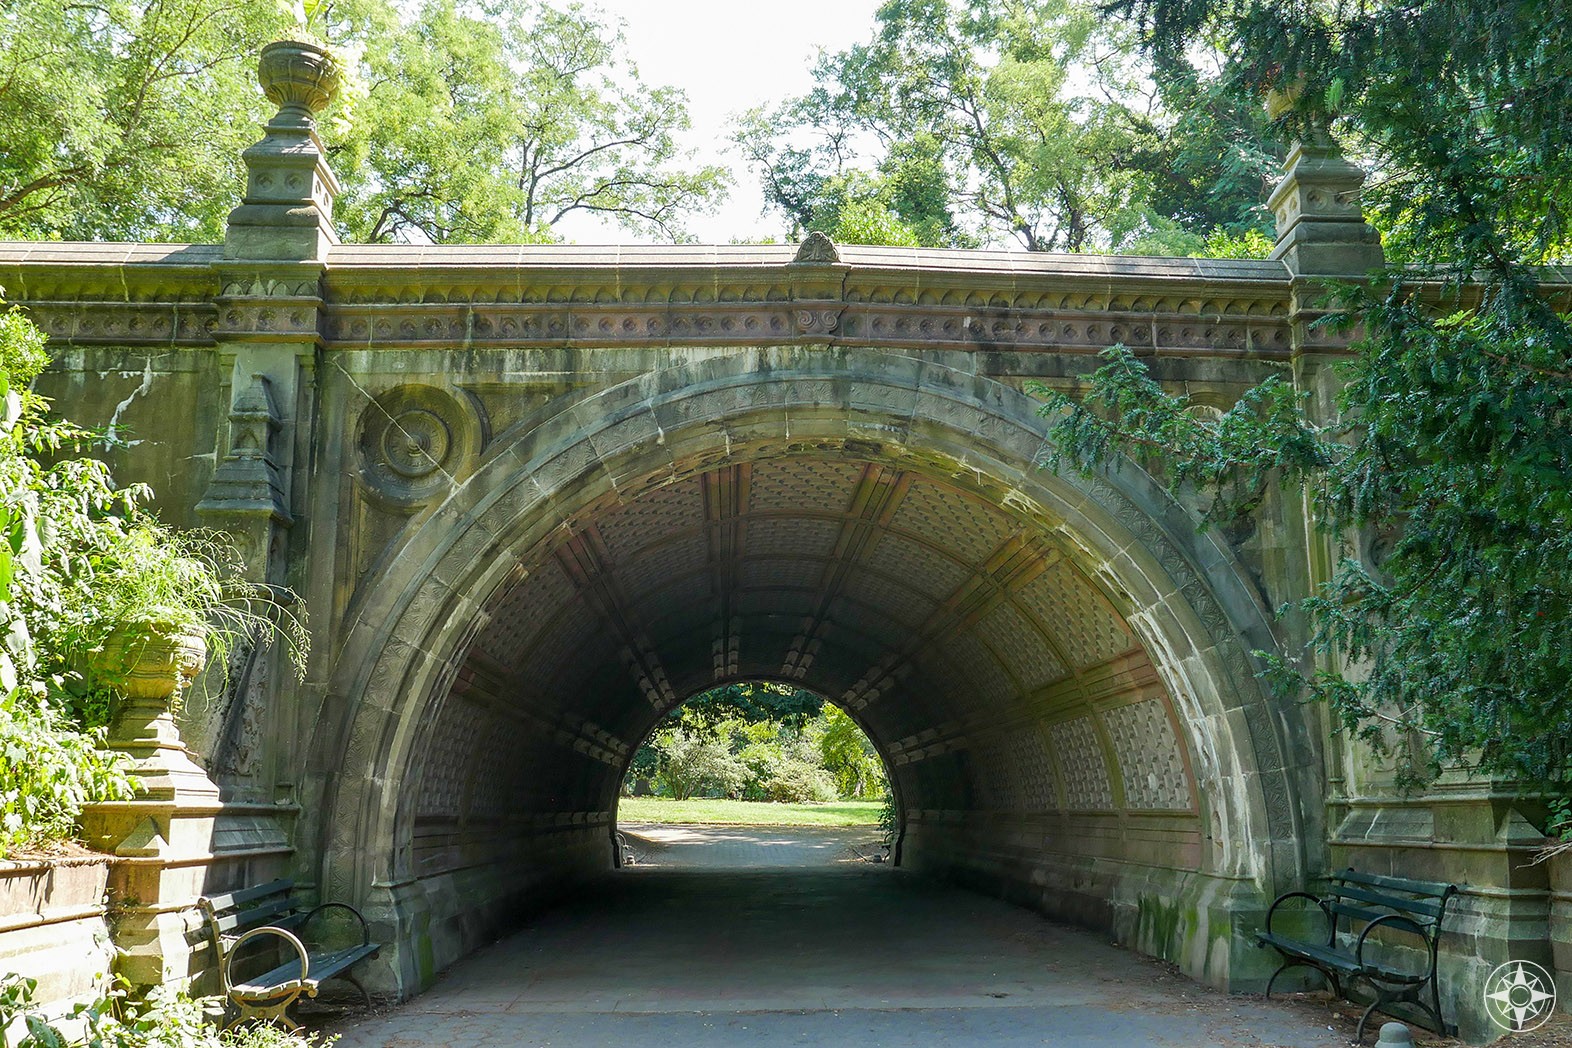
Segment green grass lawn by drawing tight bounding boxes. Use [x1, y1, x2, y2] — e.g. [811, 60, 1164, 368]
[617, 796, 882, 826]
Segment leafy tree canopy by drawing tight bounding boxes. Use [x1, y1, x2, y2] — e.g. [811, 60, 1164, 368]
[0, 0, 286, 240]
[1042, 0, 1572, 797]
[320, 0, 728, 243]
[735, 0, 1278, 251]
[671, 680, 824, 730]
[0, 0, 726, 244]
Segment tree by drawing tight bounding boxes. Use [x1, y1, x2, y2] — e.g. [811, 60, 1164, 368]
[678, 680, 823, 729]
[814, 705, 887, 799]
[1041, 0, 1572, 796]
[323, 0, 728, 243]
[736, 0, 1276, 251]
[0, 0, 726, 245]
[0, 0, 287, 240]
[651, 726, 747, 801]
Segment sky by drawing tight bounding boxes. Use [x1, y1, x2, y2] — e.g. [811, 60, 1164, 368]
[551, 0, 887, 245]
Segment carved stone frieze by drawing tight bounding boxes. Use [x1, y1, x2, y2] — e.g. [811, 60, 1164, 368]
[21, 301, 217, 346]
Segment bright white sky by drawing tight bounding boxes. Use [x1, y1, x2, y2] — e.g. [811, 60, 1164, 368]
[552, 0, 887, 245]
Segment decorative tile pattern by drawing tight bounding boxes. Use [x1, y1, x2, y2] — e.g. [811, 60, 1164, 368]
[416, 697, 484, 818]
[617, 536, 710, 599]
[596, 482, 705, 562]
[975, 728, 1059, 810]
[891, 479, 1015, 566]
[748, 458, 863, 514]
[838, 570, 936, 627]
[1016, 563, 1133, 670]
[476, 561, 575, 666]
[862, 535, 971, 602]
[977, 604, 1068, 692]
[740, 557, 826, 592]
[1103, 700, 1192, 810]
[943, 632, 1017, 714]
[1049, 716, 1114, 810]
[744, 518, 843, 558]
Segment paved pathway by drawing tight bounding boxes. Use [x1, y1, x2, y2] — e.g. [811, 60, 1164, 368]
[618, 823, 888, 868]
[326, 827, 1351, 1048]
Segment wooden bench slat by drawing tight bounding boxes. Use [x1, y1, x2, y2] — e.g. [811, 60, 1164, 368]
[1335, 869, 1454, 898]
[202, 879, 294, 914]
[1256, 933, 1361, 973]
[211, 896, 296, 935]
[232, 944, 380, 998]
[1328, 883, 1444, 919]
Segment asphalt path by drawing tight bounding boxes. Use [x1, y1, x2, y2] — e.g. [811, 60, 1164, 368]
[324, 826, 1354, 1048]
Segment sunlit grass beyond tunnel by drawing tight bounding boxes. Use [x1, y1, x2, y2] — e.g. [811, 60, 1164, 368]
[617, 797, 882, 826]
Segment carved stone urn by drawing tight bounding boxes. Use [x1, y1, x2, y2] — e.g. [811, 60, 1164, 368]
[81, 615, 224, 989]
[94, 616, 207, 705]
[83, 615, 218, 835]
[257, 38, 342, 128]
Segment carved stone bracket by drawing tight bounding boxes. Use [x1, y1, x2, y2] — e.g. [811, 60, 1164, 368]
[197, 373, 292, 584]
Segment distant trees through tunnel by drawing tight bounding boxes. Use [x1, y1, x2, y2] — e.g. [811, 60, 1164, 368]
[621, 680, 892, 817]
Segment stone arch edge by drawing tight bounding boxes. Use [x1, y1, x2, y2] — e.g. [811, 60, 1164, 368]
[309, 348, 1321, 997]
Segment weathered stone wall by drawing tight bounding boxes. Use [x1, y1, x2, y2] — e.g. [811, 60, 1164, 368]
[0, 858, 115, 1019]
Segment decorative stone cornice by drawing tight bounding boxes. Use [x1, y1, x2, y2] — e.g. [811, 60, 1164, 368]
[6, 240, 1564, 359]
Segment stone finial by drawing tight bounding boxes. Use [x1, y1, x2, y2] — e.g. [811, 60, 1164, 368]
[1266, 138, 1383, 278]
[258, 39, 341, 129]
[793, 231, 841, 264]
[225, 40, 343, 260]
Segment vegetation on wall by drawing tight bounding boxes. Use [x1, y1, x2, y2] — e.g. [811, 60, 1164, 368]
[0, 300, 296, 855]
[1038, 0, 1572, 801]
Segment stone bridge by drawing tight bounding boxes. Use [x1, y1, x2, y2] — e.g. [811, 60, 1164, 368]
[0, 44, 1559, 1043]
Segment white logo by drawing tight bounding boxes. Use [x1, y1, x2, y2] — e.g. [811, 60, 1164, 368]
[1484, 959, 1557, 1032]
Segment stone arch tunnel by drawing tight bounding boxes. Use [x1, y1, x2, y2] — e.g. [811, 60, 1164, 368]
[310, 350, 1320, 996]
[5, 43, 1563, 1040]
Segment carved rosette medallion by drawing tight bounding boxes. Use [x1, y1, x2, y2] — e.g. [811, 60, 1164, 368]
[358, 385, 475, 504]
[381, 409, 451, 479]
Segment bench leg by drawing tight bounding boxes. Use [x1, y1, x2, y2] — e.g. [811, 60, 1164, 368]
[1265, 959, 1341, 1000]
[1354, 994, 1382, 1045]
[342, 971, 373, 1010]
[224, 989, 304, 1033]
[1349, 977, 1448, 1044]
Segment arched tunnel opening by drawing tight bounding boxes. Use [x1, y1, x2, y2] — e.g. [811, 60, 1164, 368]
[313, 359, 1314, 1000]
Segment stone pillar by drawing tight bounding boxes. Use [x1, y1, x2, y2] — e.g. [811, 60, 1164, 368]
[80, 626, 221, 988]
[1267, 137, 1384, 281]
[199, 39, 341, 815]
[203, 38, 341, 588]
[1269, 119, 1556, 1042]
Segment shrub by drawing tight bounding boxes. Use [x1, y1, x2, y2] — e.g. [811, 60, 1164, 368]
[0, 694, 130, 848]
[652, 727, 748, 800]
[0, 972, 336, 1047]
[761, 758, 837, 803]
[0, 296, 305, 855]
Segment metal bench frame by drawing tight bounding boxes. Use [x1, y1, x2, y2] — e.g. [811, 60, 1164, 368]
[199, 878, 381, 1030]
[1257, 867, 1458, 1044]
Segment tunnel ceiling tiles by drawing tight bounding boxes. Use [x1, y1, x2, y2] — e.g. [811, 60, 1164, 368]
[438, 456, 1200, 822]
